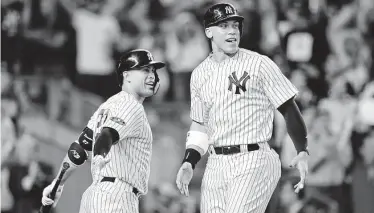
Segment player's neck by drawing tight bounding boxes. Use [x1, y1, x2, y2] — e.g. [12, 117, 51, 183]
[121, 86, 145, 104]
[211, 46, 238, 63]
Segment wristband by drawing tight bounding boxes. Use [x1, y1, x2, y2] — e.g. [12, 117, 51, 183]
[298, 147, 309, 155]
[182, 148, 201, 169]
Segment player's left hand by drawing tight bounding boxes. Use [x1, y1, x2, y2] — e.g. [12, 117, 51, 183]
[41, 180, 64, 207]
[290, 151, 309, 193]
[92, 155, 110, 181]
[176, 162, 193, 197]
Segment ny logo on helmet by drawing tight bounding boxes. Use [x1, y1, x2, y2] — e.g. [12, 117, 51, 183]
[147, 52, 153, 61]
[225, 6, 233, 14]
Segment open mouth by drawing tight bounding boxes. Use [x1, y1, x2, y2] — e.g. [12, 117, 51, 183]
[145, 82, 154, 87]
[226, 38, 237, 43]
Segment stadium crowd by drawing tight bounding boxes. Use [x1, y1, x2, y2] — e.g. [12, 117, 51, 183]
[1, 0, 374, 212]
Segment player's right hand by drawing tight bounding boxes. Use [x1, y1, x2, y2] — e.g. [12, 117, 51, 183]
[176, 162, 193, 197]
[41, 180, 64, 207]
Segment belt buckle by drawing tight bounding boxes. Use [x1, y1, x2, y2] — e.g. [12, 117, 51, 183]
[222, 146, 230, 155]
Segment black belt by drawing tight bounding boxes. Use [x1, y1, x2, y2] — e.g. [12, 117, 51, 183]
[214, 144, 259, 155]
[101, 177, 140, 197]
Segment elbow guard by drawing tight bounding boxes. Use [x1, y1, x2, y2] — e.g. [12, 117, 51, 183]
[67, 127, 93, 166]
[78, 127, 93, 151]
[67, 142, 88, 166]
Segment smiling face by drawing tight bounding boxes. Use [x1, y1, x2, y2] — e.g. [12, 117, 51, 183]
[206, 19, 241, 54]
[124, 65, 158, 98]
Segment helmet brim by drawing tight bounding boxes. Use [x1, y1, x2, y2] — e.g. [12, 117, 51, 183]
[205, 15, 244, 28]
[136, 61, 166, 70]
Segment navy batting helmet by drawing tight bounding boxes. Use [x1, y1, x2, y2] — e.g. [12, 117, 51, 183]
[117, 49, 165, 93]
[204, 3, 244, 33]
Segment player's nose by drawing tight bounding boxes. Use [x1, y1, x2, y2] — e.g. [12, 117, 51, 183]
[148, 72, 155, 80]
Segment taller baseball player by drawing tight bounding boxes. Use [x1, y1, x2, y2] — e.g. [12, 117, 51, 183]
[175, 3, 310, 213]
[41, 49, 165, 213]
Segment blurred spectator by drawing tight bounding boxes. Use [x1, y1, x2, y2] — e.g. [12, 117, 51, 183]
[143, 183, 183, 213]
[1, 105, 17, 213]
[1, 104, 17, 166]
[278, 0, 330, 99]
[165, 11, 209, 102]
[1, 167, 14, 213]
[349, 80, 374, 213]
[21, 0, 76, 122]
[7, 132, 55, 213]
[1, 0, 23, 74]
[277, 170, 339, 213]
[58, 0, 127, 126]
[305, 77, 356, 213]
[325, 31, 370, 95]
[236, 0, 262, 53]
[59, 0, 126, 99]
[278, 175, 308, 213]
[258, 0, 279, 55]
[289, 68, 316, 111]
[1, 70, 29, 136]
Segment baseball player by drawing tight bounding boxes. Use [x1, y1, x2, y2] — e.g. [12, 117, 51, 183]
[175, 3, 310, 213]
[41, 49, 165, 213]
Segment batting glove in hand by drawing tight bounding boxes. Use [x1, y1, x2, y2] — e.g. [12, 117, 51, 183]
[41, 180, 64, 207]
[289, 151, 309, 193]
[92, 155, 110, 181]
[176, 162, 193, 197]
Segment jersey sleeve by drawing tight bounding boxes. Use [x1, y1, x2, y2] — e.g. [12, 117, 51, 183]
[88, 100, 142, 143]
[190, 71, 205, 123]
[87, 106, 101, 130]
[102, 101, 142, 141]
[259, 56, 298, 109]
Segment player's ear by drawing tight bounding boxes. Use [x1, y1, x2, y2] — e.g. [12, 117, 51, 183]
[205, 28, 212, 39]
[123, 71, 131, 83]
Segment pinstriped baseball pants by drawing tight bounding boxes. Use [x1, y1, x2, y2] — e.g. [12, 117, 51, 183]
[201, 142, 281, 213]
[79, 178, 139, 213]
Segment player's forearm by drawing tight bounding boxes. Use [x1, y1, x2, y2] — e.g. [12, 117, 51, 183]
[56, 155, 80, 185]
[278, 98, 308, 153]
[188, 121, 208, 156]
[57, 146, 91, 185]
[181, 120, 210, 169]
[93, 127, 119, 157]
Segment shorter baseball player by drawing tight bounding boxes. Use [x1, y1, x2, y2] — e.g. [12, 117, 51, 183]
[41, 49, 165, 213]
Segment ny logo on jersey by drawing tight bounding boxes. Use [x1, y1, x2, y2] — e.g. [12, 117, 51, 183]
[228, 71, 250, 94]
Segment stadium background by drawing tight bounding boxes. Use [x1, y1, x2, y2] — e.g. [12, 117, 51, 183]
[1, 0, 374, 212]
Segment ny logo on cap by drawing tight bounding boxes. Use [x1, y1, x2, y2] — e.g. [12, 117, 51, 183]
[225, 6, 233, 14]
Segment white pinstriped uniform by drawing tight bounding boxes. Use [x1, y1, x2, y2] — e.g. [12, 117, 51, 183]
[79, 91, 153, 213]
[191, 48, 298, 213]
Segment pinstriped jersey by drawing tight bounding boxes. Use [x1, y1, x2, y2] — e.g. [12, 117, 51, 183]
[87, 91, 152, 194]
[190, 48, 298, 146]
